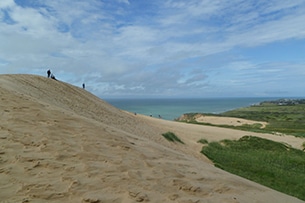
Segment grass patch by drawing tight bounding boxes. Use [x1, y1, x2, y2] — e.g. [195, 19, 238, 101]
[179, 100, 305, 137]
[197, 138, 208, 144]
[162, 132, 184, 144]
[221, 102, 305, 137]
[201, 136, 305, 201]
[179, 119, 270, 134]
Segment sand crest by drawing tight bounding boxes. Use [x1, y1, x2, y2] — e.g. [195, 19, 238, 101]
[0, 74, 304, 203]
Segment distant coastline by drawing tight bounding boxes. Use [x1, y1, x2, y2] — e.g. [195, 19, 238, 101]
[255, 98, 305, 106]
[104, 97, 294, 121]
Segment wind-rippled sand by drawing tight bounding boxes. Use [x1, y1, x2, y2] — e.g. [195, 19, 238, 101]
[0, 74, 304, 203]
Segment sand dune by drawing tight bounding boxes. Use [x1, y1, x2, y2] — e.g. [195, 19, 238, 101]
[0, 74, 304, 203]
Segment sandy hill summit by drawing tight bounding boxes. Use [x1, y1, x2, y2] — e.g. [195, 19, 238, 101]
[0, 74, 304, 203]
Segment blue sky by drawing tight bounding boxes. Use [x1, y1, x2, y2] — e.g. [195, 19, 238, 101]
[1, 0, 305, 98]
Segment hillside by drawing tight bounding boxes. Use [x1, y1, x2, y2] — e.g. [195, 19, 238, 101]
[0, 74, 304, 203]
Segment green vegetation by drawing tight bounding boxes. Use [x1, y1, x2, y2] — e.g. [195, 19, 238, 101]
[181, 119, 268, 134]
[197, 138, 208, 144]
[201, 136, 305, 201]
[221, 100, 305, 137]
[179, 99, 305, 137]
[179, 99, 305, 200]
[162, 132, 184, 144]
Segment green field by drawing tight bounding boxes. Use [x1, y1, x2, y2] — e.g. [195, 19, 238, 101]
[201, 136, 305, 201]
[221, 100, 305, 137]
[180, 99, 305, 137]
[180, 99, 305, 201]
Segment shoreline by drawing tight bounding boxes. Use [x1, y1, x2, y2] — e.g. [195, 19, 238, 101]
[105, 97, 279, 121]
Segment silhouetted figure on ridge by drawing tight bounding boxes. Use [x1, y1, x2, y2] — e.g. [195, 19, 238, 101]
[50, 73, 57, 80]
[82, 83, 85, 89]
[47, 69, 51, 78]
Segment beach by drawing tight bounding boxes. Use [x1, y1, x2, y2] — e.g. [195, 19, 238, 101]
[0, 74, 304, 203]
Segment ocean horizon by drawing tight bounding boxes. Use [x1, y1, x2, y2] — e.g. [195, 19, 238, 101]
[104, 97, 282, 121]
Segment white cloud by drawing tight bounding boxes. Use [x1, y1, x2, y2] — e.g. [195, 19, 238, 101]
[0, 0, 15, 8]
[1, 0, 305, 97]
[227, 13, 305, 47]
[118, 0, 130, 5]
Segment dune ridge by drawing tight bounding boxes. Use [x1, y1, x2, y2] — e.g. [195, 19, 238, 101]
[0, 74, 304, 203]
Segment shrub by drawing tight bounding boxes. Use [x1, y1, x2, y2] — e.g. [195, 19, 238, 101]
[197, 138, 208, 144]
[162, 132, 184, 144]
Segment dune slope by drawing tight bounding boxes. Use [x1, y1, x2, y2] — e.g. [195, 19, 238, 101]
[0, 74, 304, 203]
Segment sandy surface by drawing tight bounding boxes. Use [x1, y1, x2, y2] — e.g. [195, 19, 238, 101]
[194, 115, 268, 128]
[0, 74, 304, 203]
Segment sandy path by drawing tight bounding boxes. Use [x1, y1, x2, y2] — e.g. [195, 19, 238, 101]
[195, 115, 268, 128]
[139, 114, 305, 150]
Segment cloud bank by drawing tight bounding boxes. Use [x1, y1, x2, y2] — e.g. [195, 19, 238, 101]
[1, 0, 305, 98]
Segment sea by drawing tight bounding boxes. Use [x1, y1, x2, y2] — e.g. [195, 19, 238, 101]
[104, 97, 280, 121]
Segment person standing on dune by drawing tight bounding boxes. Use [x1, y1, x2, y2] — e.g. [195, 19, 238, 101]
[47, 69, 51, 78]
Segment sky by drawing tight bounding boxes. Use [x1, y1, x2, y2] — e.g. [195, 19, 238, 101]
[1, 0, 305, 98]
